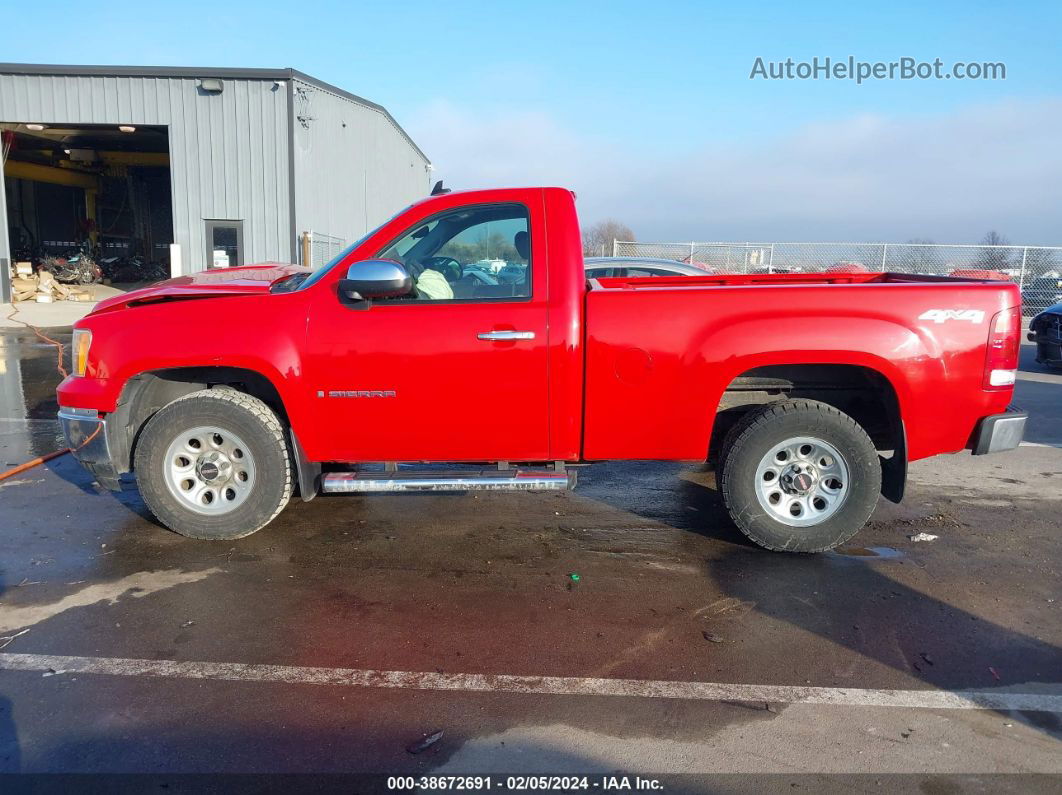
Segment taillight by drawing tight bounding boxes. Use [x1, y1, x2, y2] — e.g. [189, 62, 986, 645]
[983, 306, 1020, 389]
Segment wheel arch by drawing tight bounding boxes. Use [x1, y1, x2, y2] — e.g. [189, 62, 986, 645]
[712, 362, 907, 503]
[108, 366, 290, 476]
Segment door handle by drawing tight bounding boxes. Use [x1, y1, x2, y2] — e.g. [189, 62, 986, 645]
[477, 330, 536, 341]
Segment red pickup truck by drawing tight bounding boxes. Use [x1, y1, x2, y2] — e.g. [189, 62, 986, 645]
[57, 187, 1026, 552]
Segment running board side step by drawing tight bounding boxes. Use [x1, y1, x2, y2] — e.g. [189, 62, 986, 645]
[320, 470, 573, 494]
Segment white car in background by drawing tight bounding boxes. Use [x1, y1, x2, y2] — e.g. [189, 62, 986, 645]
[584, 257, 715, 279]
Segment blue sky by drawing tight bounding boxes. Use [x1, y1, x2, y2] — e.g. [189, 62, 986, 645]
[3, 0, 1060, 243]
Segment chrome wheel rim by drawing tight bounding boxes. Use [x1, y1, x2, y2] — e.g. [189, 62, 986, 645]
[754, 436, 849, 527]
[163, 425, 256, 515]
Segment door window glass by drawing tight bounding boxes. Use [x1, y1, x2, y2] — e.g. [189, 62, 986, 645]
[376, 204, 530, 301]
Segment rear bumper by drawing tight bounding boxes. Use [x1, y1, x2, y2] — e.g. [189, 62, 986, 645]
[58, 407, 121, 490]
[971, 406, 1027, 455]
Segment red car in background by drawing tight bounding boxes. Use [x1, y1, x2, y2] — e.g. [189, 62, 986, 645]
[948, 269, 1012, 281]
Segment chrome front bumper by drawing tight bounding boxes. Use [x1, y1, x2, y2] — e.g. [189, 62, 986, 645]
[971, 406, 1027, 455]
[58, 407, 121, 490]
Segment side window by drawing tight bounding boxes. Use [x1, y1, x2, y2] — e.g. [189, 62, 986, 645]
[376, 203, 531, 301]
[205, 220, 244, 268]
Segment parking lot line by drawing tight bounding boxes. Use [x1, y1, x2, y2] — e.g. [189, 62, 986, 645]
[2, 651, 1060, 712]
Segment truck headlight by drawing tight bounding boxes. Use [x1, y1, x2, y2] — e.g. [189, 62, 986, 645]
[72, 329, 92, 377]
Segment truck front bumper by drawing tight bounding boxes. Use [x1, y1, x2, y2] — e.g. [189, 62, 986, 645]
[58, 407, 121, 490]
[971, 406, 1027, 455]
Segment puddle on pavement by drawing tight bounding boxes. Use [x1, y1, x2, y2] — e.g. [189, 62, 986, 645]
[1, 327, 72, 461]
[827, 546, 903, 560]
[2, 328, 71, 414]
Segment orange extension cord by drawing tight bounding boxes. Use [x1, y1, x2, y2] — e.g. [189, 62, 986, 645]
[0, 304, 99, 482]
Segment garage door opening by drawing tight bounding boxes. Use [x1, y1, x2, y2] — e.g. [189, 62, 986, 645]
[2, 122, 172, 290]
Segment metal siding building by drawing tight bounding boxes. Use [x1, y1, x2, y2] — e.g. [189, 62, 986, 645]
[291, 76, 428, 261]
[0, 64, 430, 301]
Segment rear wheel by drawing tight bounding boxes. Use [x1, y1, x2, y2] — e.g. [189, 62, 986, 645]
[718, 399, 881, 552]
[134, 388, 292, 540]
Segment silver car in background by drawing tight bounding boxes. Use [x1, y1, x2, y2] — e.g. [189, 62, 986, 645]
[584, 257, 711, 279]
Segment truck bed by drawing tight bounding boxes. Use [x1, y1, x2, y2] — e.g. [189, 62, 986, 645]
[582, 271, 1019, 462]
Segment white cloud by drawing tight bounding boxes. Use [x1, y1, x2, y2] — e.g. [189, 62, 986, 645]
[408, 98, 1062, 245]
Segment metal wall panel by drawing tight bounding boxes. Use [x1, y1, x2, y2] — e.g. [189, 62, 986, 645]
[0, 73, 291, 272]
[0, 166, 10, 302]
[291, 78, 429, 264]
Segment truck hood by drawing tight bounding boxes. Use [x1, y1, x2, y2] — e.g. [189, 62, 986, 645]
[91, 263, 311, 313]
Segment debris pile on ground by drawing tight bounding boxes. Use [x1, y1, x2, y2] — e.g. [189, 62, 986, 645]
[10, 262, 93, 303]
[908, 532, 939, 542]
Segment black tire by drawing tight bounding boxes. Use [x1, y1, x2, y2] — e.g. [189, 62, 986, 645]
[718, 399, 881, 552]
[134, 388, 293, 540]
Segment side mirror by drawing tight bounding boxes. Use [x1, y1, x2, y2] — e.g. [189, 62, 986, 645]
[338, 259, 412, 301]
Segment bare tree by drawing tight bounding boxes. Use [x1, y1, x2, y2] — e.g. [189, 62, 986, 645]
[582, 220, 635, 257]
[975, 230, 1016, 272]
[903, 238, 943, 274]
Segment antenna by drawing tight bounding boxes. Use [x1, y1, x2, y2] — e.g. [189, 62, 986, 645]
[431, 180, 451, 196]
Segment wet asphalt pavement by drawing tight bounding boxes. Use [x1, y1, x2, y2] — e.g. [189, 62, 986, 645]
[0, 326, 1059, 787]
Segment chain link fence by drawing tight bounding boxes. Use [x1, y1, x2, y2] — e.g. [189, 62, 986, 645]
[612, 241, 1062, 316]
[300, 231, 347, 269]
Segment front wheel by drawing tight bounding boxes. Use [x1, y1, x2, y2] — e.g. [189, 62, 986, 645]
[718, 399, 881, 552]
[134, 388, 293, 540]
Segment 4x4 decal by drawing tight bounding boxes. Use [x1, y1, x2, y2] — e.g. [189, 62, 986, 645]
[918, 309, 986, 324]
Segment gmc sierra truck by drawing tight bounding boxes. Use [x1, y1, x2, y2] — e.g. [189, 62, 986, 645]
[57, 187, 1027, 552]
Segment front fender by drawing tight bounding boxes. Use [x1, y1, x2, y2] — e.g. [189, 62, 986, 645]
[58, 292, 312, 446]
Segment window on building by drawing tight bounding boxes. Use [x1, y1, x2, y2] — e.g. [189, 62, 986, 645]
[205, 220, 244, 268]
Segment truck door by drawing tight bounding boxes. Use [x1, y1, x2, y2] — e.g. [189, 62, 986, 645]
[303, 201, 550, 462]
